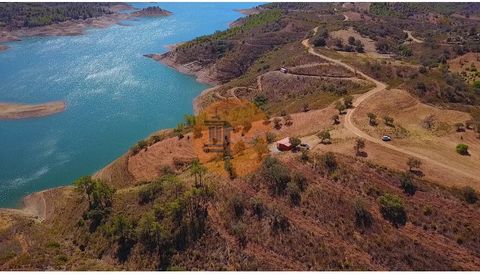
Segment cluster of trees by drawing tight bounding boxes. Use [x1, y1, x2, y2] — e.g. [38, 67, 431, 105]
[109, 170, 211, 268]
[260, 156, 308, 206]
[74, 176, 114, 232]
[333, 36, 364, 53]
[312, 28, 329, 47]
[335, 95, 353, 115]
[367, 113, 395, 127]
[0, 3, 113, 28]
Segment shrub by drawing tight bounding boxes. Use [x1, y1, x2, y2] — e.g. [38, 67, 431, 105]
[462, 186, 478, 204]
[300, 149, 309, 162]
[456, 144, 469, 155]
[316, 152, 337, 174]
[233, 140, 246, 155]
[353, 199, 373, 229]
[250, 198, 264, 219]
[313, 37, 326, 47]
[335, 102, 346, 114]
[378, 194, 407, 227]
[406, 157, 421, 172]
[229, 194, 245, 219]
[253, 95, 268, 107]
[139, 181, 163, 204]
[131, 139, 148, 155]
[354, 138, 366, 156]
[343, 95, 353, 108]
[242, 121, 252, 133]
[273, 117, 282, 130]
[289, 137, 301, 149]
[265, 132, 277, 144]
[270, 209, 289, 233]
[317, 130, 331, 144]
[261, 157, 291, 195]
[287, 182, 301, 206]
[383, 115, 394, 127]
[231, 221, 247, 247]
[292, 173, 308, 191]
[331, 114, 340, 125]
[400, 172, 416, 196]
[284, 114, 293, 126]
[367, 112, 377, 126]
[253, 137, 269, 161]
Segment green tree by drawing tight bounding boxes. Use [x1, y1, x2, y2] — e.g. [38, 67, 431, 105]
[253, 137, 269, 161]
[289, 137, 301, 149]
[367, 112, 377, 126]
[400, 172, 416, 196]
[315, 152, 337, 175]
[354, 198, 373, 229]
[317, 130, 331, 144]
[354, 138, 366, 156]
[456, 144, 469, 155]
[335, 102, 346, 114]
[344, 95, 354, 109]
[273, 117, 282, 130]
[265, 132, 277, 144]
[383, 115, 394, 127]
[348, 36, 356, 45]
[287, 182, 301, 206]
[184, 114, 196, 127]
[189, 159, 207, 187]
[406, 157, 422, 172]
[378, 194, 407, 227]
[331, 114, 340, 125]
[261, 157, 291, 195]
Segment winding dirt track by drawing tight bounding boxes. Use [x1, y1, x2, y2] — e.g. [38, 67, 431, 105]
[302, 28, 479, 182]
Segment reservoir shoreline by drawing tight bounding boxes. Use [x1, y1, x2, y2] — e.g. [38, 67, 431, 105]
[0, 3, 256, 215]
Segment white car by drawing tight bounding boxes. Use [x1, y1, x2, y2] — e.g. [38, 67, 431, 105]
[382, 135, 392, 142]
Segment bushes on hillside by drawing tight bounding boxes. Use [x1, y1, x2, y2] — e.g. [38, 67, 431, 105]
[261, 157, 291, 195]
[462, 186, 478, 204]
[400, 172, 416, 196]
[312, 152, 338, 175]
[378, 193, 407, 227]
[74, 176, 115, 231]
[270, 209, 290, 233]
[353, 199, 373, 229]
[139, 181, 164, 204]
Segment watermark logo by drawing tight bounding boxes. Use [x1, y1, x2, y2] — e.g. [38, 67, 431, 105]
[202, 111, 232, 154]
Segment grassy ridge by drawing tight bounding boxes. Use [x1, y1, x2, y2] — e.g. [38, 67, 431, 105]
[178, 9, 283, 49]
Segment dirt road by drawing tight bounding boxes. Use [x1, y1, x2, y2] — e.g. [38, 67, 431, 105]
[302, 28, 480, 182]
[403, 30, 424, 43]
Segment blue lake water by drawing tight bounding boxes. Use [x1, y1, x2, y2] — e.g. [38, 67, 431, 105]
[0, 2, 259, 208]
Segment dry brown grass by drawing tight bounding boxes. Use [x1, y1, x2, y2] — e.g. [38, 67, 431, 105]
[349, 88, 480, 189]
[448, 52, 480, 84]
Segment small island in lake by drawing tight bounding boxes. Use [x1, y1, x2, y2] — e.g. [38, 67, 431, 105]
[132, 6, 173, 17]
[0, 101, 66, 120]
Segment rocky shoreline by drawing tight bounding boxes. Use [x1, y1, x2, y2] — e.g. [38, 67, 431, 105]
[145, 52, 218, 86]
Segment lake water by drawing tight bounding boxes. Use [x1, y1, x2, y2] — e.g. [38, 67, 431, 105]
[0, 2, 259, 208]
